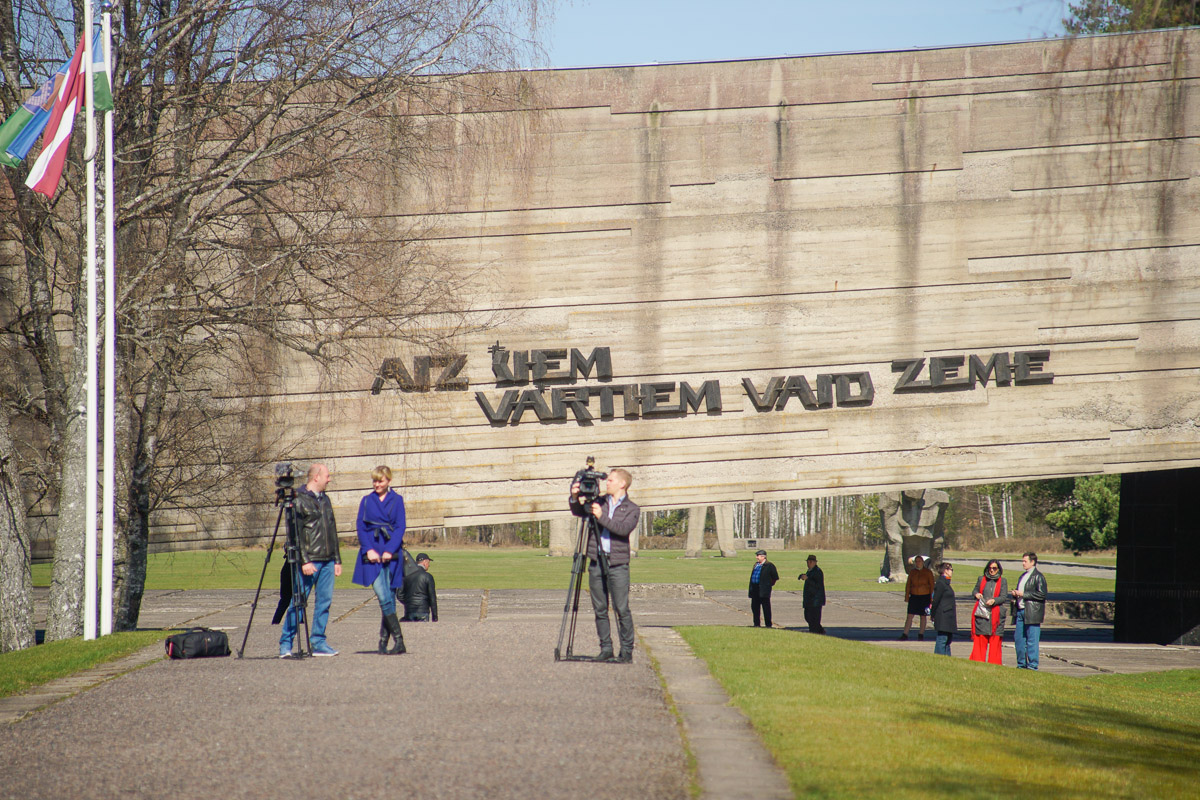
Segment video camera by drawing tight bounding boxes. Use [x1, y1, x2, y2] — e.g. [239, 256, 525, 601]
[572, 456, 607, 504]
[274, 462, 295, 489]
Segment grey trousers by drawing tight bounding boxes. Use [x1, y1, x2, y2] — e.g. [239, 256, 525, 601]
[589, 560, 634, 655]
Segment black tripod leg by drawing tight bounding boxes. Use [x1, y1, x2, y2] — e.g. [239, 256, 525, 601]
[555, 514, 590, 661]
[237, 505, 285, 658]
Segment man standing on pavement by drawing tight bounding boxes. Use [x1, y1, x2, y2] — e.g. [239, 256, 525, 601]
[401, 553, 438, 622]
[1011, 551, 1048, 670]
[569, 467, 640, 663]
[748, 549, 780, 628]
[799, 554, 826, 634]
[281, 463, 343, 658]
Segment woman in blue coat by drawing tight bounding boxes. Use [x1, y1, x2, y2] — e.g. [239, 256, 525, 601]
[353, 465, 407, 654]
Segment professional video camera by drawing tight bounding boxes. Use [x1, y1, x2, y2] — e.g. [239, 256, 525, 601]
[572, 456, 607, 504]
[556, 456, 609, 662]
[274, 462, 295, 490]
[238, 461, 310, 658]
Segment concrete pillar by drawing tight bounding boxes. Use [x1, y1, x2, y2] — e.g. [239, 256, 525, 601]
[685, 506, 707, 557]
[629, 512, 641, 556]
[548, 516, 575, 557]
[715, 504, 737, 558]
[1115, 468, 1200, 645]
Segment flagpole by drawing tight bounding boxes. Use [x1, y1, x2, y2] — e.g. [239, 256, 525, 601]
[100, 3, 116, 637]
[84, 1, 98, 641]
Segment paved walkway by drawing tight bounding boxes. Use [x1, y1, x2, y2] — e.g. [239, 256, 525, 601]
[2, 585, 1196, 800]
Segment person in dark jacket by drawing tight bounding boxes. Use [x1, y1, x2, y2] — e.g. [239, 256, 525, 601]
[929, 562, 957, 656]
[280, 463, 342, 658]
[402, 553, 438, 622]
[569, 467, 640, 663]
[799, 554, 826, 634]
[352, 465, 407, 654]
[748, 549, 780, 627]
[969, 559, 1009, 665]
[1011, 551, 1048, 670]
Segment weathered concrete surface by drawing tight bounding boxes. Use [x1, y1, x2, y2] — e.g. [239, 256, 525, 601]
[115, 28, 1200, 549]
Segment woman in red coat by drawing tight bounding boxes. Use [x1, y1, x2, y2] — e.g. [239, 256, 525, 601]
[969, 559, 1009, 664]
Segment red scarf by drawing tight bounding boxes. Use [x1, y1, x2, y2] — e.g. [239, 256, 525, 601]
[974, 575, 1001, 635]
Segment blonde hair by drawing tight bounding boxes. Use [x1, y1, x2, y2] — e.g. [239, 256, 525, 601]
[610, 468, 632, 490]
[371, 465, 392, 482]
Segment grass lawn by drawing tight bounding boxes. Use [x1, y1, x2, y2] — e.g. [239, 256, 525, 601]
[30, 547, 1116, 594]
[0, 631, 168, 699]
[678, 626, 1200, 799]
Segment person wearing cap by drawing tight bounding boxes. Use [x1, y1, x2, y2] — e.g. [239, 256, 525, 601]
[900, 555, 935, 641]
[748, 549, 780, 627]
[401, 552, 438, 622]
[799, 554, 826, 634]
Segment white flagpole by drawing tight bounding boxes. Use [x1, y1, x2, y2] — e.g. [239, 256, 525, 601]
[84, 3, 98, 641]
[101, 4, 116, 637]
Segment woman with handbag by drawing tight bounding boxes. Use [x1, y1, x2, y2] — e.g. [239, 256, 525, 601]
[969, 559, 1009, 664]
[352, 465, 407, 654]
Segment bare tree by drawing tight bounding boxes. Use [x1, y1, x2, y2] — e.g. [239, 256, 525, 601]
[0, 404, 35, 652]
[1, 0, 549, 640]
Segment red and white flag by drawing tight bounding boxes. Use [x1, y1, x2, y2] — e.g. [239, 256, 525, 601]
[25, 34, 86, 199]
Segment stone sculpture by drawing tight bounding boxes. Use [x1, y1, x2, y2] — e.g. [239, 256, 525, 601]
[878, 489, 949, 581]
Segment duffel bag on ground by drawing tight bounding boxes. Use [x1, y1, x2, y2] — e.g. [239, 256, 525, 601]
[165, 627, 231, 659]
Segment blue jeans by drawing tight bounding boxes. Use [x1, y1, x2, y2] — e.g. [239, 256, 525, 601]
[280, 560, 337, 652]
[371, 567, 396, 616]
[1014, 609, 1041, 670]
[934, 631, 953, 656]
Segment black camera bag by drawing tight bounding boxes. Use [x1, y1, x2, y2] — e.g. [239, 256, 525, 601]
[165, 627, 231, 659]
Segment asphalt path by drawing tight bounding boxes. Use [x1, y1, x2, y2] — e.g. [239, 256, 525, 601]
[0, 594, 689, 800]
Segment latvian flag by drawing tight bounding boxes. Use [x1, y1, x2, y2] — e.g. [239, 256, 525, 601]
[23, 34, 87, 199]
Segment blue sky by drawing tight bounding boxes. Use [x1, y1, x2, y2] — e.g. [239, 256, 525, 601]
[544, 0, 1071, 68]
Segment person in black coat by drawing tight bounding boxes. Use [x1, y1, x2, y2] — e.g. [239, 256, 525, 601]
[401, 553, 438, 622]
[929, 562, 957, 656]
[748, 549, 780, 627]
[799, 554, 826, 634]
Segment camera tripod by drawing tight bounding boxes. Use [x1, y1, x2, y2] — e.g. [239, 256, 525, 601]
[237, 486, 311, 658]
[554, 506, 610, 661]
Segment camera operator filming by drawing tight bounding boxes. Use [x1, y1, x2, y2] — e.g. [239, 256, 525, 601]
[568, 464, 640, 663]
[280, 463, 343, 658]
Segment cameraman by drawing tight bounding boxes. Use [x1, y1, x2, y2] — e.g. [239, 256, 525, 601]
[280, 463, 343, 658]
[568, 467, 639, 663]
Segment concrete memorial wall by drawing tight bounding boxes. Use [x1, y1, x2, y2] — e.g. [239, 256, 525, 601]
[176, 29, 1200, 545]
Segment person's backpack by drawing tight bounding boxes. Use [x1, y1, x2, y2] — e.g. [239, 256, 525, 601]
[165, 627, 231, 659]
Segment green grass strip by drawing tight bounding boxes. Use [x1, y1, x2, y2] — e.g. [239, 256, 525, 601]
[678, 626, 1200, 799]
[31, 548, 1115, 593]
[0, 631, 169, 699]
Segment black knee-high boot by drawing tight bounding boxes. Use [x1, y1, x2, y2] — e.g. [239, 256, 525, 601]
[384, 613, 406, 655]
[378, 613, 390, 654]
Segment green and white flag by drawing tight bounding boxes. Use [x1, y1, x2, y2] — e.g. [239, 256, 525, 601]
[90, 32, 114, 112]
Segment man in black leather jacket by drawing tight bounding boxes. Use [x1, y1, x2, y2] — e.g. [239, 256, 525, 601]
[1011, 551, 1048, 670]
[401, 553, 438, 622]
[279, 463, 343, 657]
